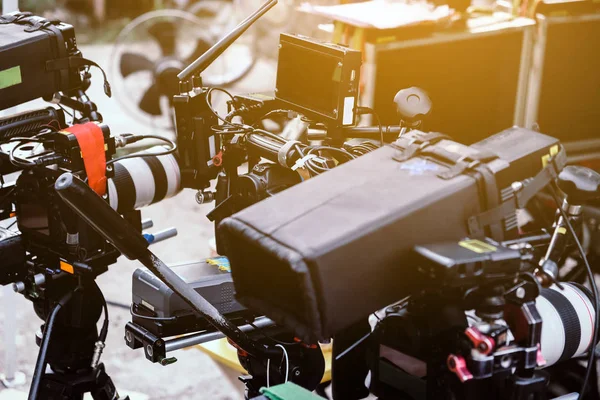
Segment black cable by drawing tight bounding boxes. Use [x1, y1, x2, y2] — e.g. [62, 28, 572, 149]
[9, 139, 44, 168]
[206, 87, 244, 127]
[251, 109, 294, 127]
[96, 283, 109, 343]
[130, 304, 177, 322]
[28, 290, 73, 400]
[248, 322, 299, 346]
[549, 185, 599, 399]
[355, 106, 384, 147]
[57, 104, 73, 118]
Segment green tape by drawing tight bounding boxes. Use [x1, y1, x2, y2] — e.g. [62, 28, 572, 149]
[260, 382, 322, 400]
[0, 66, 22, 90]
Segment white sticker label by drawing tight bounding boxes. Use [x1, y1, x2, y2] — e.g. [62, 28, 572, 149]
[342, 96, 355, 126]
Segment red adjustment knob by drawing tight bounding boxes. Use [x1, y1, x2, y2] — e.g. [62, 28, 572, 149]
[465, 326, 495, 355]
[212, 151, 223, 167]
[447, 354, 473, 383]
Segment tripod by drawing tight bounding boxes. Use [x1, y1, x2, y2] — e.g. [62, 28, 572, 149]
[28, 275, 128, 400]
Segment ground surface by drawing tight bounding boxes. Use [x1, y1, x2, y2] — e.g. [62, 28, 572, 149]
[0, 43, 277, 400]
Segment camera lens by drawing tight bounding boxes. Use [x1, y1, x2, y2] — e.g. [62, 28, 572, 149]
[538, 282, 596, 366]
[107, 146, 181, 212]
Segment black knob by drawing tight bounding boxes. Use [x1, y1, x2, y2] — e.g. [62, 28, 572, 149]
[557, 165, 600, 204]
[393, 87, 432, 126]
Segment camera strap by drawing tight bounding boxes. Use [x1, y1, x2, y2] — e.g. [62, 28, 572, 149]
[468, 146, 567, 237]
[0, 12, 33, 24]
[423, 146, 504, 239]
[391, 132, 450, 162]
[64, 123, 107, 196]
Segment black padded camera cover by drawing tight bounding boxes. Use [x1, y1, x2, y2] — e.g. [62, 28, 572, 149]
[220, 127, 562, 341]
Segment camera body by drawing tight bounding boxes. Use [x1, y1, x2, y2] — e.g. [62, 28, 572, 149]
[369, 239, 596, 399]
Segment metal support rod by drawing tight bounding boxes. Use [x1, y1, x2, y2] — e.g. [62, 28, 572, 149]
[141, 219, 154, 230]
[165, 317, 274, 353]
[178, 0, 277, 80]
[146, 227, 177, 245]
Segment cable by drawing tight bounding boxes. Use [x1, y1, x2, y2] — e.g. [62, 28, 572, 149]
[9, 139, 44, 168]
[334, 331, 372, 361]
[206, 87, 244, 127]
[28, 290, 73, 400]
[549, 184, 599, 399]
[57, 104, 73, 118]
[276, 344, 290, 383]
[107, 135, 177, 167]
[251, 109, 294, 127]
[130, 304, 178, 322]
[248, 321, 298, 346]
[267, 358, 271, 388]
[205, 87, 257, 140]
[97, 283, 109, 343]
[355, 106, 384, 147]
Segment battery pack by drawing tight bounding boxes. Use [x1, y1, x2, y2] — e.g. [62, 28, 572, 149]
[132, 260, 253, 337]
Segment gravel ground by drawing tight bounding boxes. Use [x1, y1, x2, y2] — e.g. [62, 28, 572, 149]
[0, 43, 277, 399]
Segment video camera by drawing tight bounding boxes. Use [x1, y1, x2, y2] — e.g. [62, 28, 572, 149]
[0, 11, 181, 399]
[2, 1, 600, 400]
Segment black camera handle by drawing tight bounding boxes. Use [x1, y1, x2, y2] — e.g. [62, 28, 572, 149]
[54, 173, 276, 358]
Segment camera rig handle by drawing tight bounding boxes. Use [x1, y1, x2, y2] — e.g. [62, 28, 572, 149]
[54, 173, 269, 358]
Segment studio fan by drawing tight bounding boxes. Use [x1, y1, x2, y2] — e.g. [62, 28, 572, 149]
[110, 3, 257, 129]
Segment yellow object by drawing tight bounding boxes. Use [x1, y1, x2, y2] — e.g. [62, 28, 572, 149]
[60, 261, 74, 274]
[459, 239, 497, 254]
[542, 145, 559, 167]
[194, 338, 333, 384]
[332, 20, 345, 45]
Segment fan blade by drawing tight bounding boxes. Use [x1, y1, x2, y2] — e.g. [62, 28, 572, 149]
[139, 84, 162, 116]
[148, 21, 176, 57]
[120, 52, 154, 78]
[186, 38, 213, 65]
